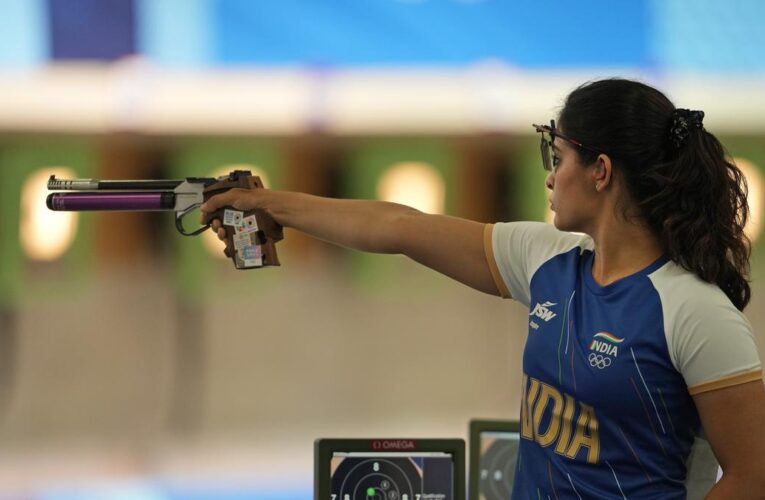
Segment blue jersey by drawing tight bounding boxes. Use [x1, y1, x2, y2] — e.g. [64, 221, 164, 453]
[485, 222, 761, 499]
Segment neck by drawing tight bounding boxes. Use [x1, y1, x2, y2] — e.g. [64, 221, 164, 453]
[587, 217, 663, 287]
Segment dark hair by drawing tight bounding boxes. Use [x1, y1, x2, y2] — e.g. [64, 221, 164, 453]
[559, 78, 751, 310]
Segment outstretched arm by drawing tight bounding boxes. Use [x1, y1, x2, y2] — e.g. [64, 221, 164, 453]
[200, 189, 502, 296]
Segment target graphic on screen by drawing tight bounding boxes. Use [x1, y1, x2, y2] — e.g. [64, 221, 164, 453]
[315, 438, 464, 500]
[331, 457, 423, 500]
[477, 434, 519, 500]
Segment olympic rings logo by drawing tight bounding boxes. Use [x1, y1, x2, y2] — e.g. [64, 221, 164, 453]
[588, 352, 612, 369]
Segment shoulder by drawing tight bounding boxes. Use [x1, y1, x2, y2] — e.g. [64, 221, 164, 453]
[487, 222, 592, 305]
[491, 221, 593, 259]
[648, 261, 760, 392]
[648, 261, 746, 324]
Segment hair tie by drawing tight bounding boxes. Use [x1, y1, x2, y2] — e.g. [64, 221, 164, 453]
[669, 109, 705, 149]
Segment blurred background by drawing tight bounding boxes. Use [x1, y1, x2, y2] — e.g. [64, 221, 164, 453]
[1, 0, 765, 498]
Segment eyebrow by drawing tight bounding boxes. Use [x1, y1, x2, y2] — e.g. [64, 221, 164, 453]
[551, 143, 562, 153]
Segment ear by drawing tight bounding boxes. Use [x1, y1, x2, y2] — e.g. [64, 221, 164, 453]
[592, 154, 613, 192]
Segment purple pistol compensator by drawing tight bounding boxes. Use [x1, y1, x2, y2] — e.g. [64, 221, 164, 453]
[47, 192, 175, 211]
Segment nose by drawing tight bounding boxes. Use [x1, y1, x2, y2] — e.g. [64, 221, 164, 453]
[545, 171, 554, 190]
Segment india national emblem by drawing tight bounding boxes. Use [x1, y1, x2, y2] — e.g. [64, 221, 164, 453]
[588, 331, 624, 369]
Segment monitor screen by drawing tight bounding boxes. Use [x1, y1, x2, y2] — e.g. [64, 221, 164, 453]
[469, 420, 521, 500]
[315, 438, 465, 500]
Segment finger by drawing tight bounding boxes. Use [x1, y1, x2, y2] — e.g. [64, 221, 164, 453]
[218, 227, 226, 240]
[200, 188, 250, 214]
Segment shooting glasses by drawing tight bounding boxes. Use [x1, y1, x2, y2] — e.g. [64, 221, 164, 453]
[532, 120, 604, 172]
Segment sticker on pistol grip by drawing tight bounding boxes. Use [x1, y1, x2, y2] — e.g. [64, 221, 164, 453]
[243, 245, 263, 267]
[233, 232, 255, 250]
[242, 215, 259, 233]
[234, 253, 244, 268]
[223, 209, 243, 227]
[234, 215, 259, 234]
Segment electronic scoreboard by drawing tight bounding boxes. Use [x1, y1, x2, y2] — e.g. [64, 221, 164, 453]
[315, 438, 465, 500]
[468, 420, 521, 500]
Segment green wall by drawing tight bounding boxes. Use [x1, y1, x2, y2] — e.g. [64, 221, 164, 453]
[168, 138, 283, 302]
[0, 138, 95, 306]
[721, 137, 765, 275]
[510, 136, 549, 223]
[342, 138, 457, 293]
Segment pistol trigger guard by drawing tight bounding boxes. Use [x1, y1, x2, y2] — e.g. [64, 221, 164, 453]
[175, 207, 209, 236]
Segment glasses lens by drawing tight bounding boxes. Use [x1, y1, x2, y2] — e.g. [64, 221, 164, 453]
[540, 135, 552, 171]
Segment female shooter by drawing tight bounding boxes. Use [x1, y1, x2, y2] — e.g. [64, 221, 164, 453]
[201, 78, 765, 498]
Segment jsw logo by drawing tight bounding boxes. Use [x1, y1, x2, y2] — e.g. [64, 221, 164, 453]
[530, 301, 557, 322]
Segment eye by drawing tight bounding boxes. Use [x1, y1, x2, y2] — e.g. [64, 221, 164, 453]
[552, 154, 561, 168]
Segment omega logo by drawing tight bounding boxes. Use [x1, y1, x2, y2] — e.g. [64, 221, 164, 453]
[371, 440, 417, 451]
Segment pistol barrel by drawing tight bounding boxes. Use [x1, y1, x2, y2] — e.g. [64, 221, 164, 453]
[47, 192, 176, 211]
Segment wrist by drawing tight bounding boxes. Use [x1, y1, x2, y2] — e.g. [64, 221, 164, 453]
[261, 189, 297, 227]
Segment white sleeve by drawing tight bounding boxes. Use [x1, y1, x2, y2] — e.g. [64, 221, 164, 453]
[485, 222, 592, 307]
[649, 262, 762, 395]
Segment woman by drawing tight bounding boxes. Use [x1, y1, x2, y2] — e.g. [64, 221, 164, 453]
[201, 79, 765, 498]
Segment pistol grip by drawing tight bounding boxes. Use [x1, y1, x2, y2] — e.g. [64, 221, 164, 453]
[208, 206, 281, 270]
[203, 174, 282, 270]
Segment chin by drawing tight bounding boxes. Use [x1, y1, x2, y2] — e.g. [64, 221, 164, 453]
[552, 217, 577, 233]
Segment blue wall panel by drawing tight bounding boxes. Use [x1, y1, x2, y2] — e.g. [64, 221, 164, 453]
[4, 0, 765, 72]
[213, 0, 651, 67]
[48, 0, 135, 60]
[0, 0, 47, 66]
[651, 0, 765, 72]
[136, 0, 213, 66]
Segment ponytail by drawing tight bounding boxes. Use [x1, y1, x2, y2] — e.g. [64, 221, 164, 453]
[640, 126, 751, 310]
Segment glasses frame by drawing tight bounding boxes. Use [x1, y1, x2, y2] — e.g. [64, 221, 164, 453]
[532, 120, 604, 172]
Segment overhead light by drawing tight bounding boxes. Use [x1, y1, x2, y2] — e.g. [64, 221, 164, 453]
[736, 157, 763, 244]
[376, 162, 445, 214]
[21, 168, 79, 261]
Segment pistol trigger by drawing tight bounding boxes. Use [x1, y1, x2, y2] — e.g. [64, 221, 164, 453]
[175, 207, 209, 236]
